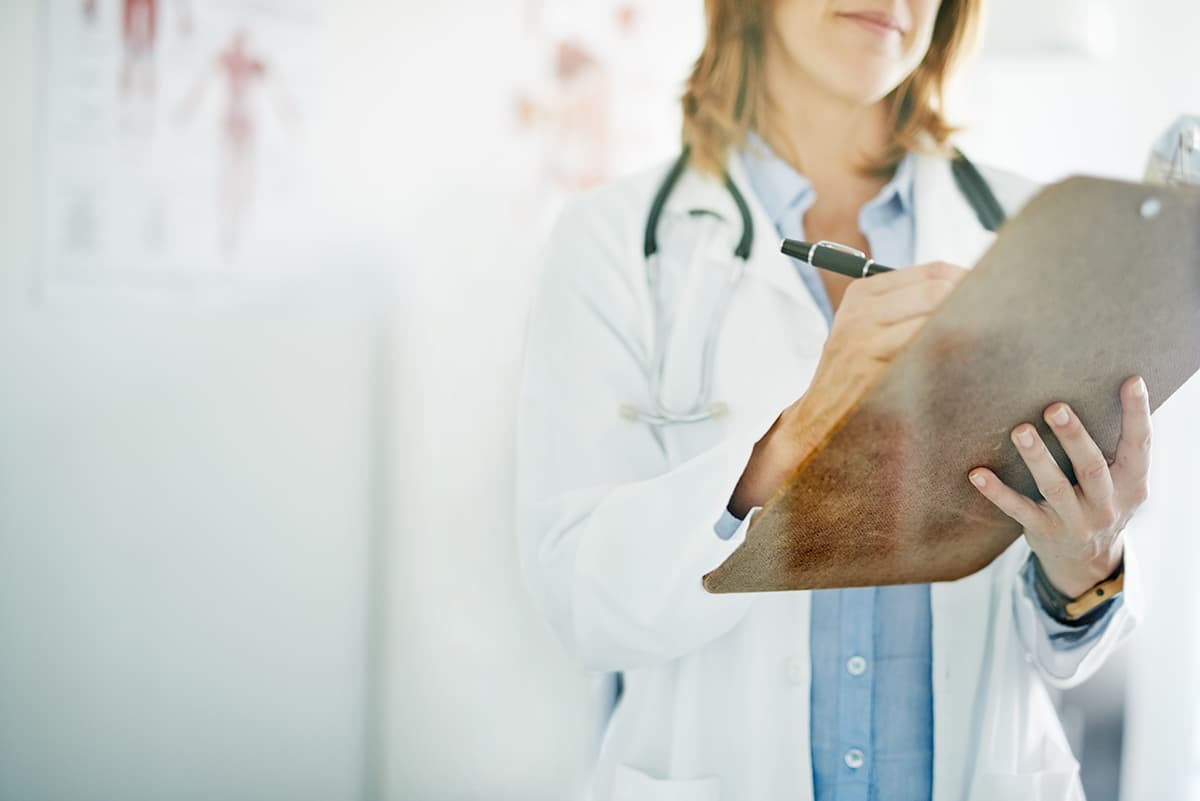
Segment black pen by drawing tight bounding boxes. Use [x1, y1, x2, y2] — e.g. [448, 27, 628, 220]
[780, 238, 894, 278]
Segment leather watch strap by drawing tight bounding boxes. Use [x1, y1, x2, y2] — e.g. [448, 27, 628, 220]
[1064, 569, 1125, 619]
[1031, 553, 1124, 626]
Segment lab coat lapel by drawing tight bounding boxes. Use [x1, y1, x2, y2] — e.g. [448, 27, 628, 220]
[912, 151, 996, 269]
[728, 156, 828, 309]
[916, 150, 1002, 801]
[663, 155, 824, 308]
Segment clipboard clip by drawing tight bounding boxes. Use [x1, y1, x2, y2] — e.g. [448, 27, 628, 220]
[1147, 115, 1200, 186]
[1167, 122, 1200, 185]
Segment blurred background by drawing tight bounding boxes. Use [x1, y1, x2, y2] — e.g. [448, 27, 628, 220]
[0, 1, 1198, 800]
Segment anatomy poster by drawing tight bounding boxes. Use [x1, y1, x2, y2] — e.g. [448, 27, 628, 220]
[511, 0, 703, 229]
[42, 0, 320, 292]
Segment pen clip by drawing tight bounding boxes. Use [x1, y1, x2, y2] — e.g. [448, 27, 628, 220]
[808, 240, 867, 267]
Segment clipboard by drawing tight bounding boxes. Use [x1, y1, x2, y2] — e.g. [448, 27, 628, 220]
[702, 173, 1200, 593]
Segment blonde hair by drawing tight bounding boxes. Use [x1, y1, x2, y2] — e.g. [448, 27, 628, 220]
[681, 0, 985, 175]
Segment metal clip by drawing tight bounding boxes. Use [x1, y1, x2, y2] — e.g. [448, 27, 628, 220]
[1147, 115, 1200, 187]
[808, 240, 875, 278]
[1168, 122, 1200, 185]
[807, 240, 867, 266]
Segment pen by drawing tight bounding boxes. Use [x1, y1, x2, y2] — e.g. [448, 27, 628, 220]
[780, 238, 894, 278]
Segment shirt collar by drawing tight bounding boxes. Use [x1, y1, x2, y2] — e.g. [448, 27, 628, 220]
[737, 129, 915, 232]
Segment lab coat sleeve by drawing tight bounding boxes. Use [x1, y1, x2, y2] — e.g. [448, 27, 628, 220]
[514, 195, 764, 673]
[1009, 530, 1142, 689]
[1021, 556, 1121, 651]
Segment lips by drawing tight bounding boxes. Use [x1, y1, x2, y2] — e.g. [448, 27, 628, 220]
[836, 10, 907, 35]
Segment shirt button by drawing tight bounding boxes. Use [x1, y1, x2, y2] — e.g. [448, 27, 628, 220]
[784, 656, 806, 685]
[844, 748, 865, 770]
[846, 655, 867, 676]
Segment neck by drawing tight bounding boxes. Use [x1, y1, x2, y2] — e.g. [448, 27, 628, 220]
[758, 91, 890, 180]
[756, 47, 894, 216]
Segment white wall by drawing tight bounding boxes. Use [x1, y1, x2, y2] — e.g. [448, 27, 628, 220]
[1, 1, 608, 799]
[958, 0, 1200, 182]
[1120, 379, 1200, 801]
[0, 2, 375, 800]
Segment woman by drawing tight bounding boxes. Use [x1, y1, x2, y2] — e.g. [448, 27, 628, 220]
[515, 1, 1149, 799]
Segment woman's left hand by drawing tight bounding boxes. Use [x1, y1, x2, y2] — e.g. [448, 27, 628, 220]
[967, 375, 1151, 598]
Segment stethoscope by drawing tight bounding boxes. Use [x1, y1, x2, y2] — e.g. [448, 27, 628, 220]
[619, 145, 1005, 427]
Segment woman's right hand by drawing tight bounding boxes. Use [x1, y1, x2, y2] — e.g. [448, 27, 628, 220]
[727, 261, 969, 518]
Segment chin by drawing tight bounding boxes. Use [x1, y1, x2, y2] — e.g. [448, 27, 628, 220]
[823, 66, 908, 107]
[791, 42, 912, 107]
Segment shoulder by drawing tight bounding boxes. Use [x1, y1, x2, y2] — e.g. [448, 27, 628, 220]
[532, 159, 677, 311]
[538, 157, 681, 281]
[971, 161, 1043, 218]
[915, 148, 1043, 221]
[548, 158, 676, 248]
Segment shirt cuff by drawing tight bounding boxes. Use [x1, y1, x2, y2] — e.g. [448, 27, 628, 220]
[714, 505, 763, 541]
[714, 508, 741, 540]
[1020, 554, 1122, 650]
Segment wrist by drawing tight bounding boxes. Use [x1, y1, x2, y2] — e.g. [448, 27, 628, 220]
[1035, 537, 1124, 598]
[1031, 550, 1124, 626]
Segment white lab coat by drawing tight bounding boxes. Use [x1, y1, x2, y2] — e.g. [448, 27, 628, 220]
[514, 150, 1141, 801]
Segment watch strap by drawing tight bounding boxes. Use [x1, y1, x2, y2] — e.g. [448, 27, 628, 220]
[1031, 553, 1124, 627]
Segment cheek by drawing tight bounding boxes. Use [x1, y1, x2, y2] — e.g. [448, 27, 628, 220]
[897, 38, 932, 80]
[911, 0, 944, 29]
[771, 0, 821, 47]
[897, 12, 940, 77]
[767, 1, 831, 82]
[906, 0, 943, 57]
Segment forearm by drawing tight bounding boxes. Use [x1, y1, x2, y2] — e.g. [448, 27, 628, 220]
[727, 385, 857, 518]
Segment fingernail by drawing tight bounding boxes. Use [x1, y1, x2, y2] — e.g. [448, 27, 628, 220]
[969, 472, 987, 488]
[1015, 428, 1034, 448]
[1050, 406, 1069, 426]
[1133, 378, 1147, 398]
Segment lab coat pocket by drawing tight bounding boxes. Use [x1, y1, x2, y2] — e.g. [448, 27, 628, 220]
[972, 768, 1081, 801]
[611, 763, 722, 801]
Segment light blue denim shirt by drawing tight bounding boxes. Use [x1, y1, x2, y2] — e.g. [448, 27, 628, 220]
[715, 131, 1121, 801]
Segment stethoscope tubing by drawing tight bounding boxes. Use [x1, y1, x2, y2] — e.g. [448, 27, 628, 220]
[624, 146, 1004, 427]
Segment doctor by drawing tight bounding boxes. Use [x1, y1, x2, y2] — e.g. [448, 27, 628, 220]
[515, 0, 1149, 799]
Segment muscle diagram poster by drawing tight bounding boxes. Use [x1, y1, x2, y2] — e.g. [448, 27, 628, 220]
[42, 0, 320, 294]
[510, 0, 703, 231]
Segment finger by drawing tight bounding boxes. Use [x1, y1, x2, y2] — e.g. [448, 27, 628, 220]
[855, 260, 967, 296]
[968, 467, 1049, 532]
[870, 277, 960, 326]
[1111, 375, 1152, 507]
[1011, 422, 1084, 524]
[1042, 402, 1115, 511]
[863, 315, 928, 362]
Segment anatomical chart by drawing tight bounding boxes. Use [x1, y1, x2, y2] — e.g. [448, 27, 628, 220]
[42, 0, 319, 292]
[511, 0, 703, 229]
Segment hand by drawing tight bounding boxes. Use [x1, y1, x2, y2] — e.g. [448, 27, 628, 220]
[967, 375, 1151, 598]
[729, 262, 968, 517]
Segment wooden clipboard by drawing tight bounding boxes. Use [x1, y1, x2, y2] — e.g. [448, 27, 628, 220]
[702, 176, 1200, 594]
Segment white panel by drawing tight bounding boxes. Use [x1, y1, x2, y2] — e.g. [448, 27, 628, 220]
[0, 309, 374, 801]
[0, 3, 373, 800]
